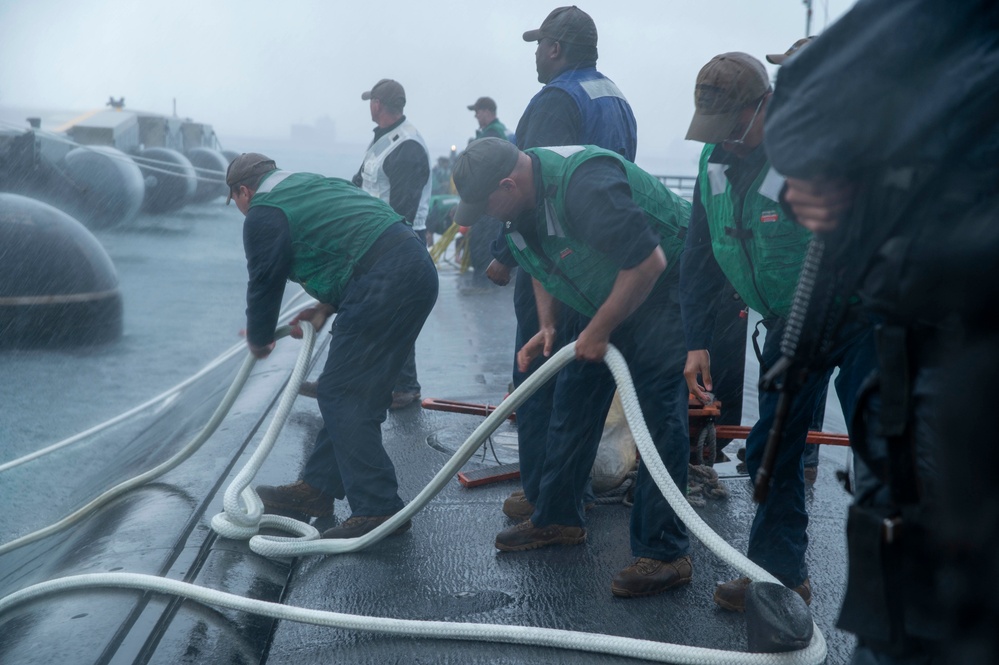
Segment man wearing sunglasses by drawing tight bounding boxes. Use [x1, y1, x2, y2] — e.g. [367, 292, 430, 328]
[680, 52, 877, 613]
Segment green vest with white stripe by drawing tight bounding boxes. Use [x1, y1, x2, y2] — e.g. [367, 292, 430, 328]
[506, 145, 690, 317]
[697, 144, 810, 320]
[250, 170, 401, 306]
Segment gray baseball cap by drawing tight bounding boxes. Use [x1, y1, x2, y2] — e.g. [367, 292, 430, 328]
[452, 138, 521, 225]
[361, 79, 406, 108]
[467, 96, 497, 112]
[523, 6, 597, 46]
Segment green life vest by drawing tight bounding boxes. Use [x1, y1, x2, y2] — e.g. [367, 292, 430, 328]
[476, 119, 509, 141]
[250, 170, 401, 306]
[506, 146, 690, 317]
[697, 144, 811, 320]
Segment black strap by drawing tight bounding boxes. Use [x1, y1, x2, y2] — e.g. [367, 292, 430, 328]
[751, 318, 769, 366]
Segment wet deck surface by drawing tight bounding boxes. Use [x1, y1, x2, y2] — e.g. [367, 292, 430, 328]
[262, 275, 856, 664]
[0, 209, 856, 664]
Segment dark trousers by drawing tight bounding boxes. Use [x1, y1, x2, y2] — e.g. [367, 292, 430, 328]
[394, 345, 419, 394]
[302, 227, 439, 516]
[533, 275, 691, 561]
[710, 293, 748, 433]
[511, 268, 595, 507]
[745, 317, 877, 587]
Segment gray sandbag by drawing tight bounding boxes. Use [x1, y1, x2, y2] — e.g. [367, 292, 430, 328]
[591, 391, 638, 493]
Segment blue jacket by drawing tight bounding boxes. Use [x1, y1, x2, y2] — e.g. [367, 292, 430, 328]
[520, 66, 637, 161]
[497, 64, 639, 265]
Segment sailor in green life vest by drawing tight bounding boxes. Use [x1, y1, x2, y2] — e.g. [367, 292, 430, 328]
[452, 137, 694, 598]
[226, 152, 439, 540]
[467, 96, 510, 142]
[681, 52, 878, 612]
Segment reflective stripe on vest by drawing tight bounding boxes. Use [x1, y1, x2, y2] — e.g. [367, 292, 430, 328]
[255, 170, 293, 194]
[523, 67, 638, 162]
[361, 120, 432, 231]
[251, 171, 400, 306]
[506, 146, 689, 317]
[697, 144, 811, 320]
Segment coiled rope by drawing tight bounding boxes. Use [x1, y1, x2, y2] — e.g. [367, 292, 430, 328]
[0, 334, 826, 664]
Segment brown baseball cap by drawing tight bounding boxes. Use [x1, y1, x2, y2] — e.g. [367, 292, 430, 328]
[467, 96, 497, 112]
[522, 6, 597, 47]
[225, 152, 277, 205]
[685, 52, 770, 144]
[766, 37, 814, 65]
[452, 138, 521, 225]
[361, 79, 406, 108]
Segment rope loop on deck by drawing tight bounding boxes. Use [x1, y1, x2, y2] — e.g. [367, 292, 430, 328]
[0, 336, 826, 664]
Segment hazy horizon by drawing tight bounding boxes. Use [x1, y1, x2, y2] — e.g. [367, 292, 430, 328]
[0, 0, 857, 176]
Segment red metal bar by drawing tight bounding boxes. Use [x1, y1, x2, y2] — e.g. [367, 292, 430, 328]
[714, 425, 850, 446]
[423, 396, 722, 421]
[457, 462, 521, 488]
[420, 398, 516, 421]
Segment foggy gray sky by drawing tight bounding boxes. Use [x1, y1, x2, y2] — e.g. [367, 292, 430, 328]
[0, 0, 856, 175]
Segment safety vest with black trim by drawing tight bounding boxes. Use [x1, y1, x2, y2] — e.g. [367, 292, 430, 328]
[250, 170, 401, 306]
[697, 144, 811, 320]
[360, 120, 432, 231]
[506, 145, 690, 317]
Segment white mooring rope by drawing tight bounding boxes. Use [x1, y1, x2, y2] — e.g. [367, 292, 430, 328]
[0, 333, 826, 664]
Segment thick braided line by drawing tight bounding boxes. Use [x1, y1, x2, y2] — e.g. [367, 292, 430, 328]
[602, 347, 827, 664]
[225, 340, 825, 661]
[602, 348, 775, 582]
[0, 349, 258, 557]
[211, 323, 320, 542]
[0, 307, 321, 555]
[1, 342, 826, 664]
[0, 289, 314, 474]
[0, 572, 823, 665]
[246, 343, 579, 558]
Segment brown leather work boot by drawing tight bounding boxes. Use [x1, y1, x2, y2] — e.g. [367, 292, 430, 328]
[256, 480, 334, 521]
[494, 520, 586, 552]
[713, 576, 812, 612]
[322, 514, 411, 539]
[502, 489, 535, 520]
[611, 556, 693, 597]
[502, 490, 595, 521]
[390, 391, 421, 410]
